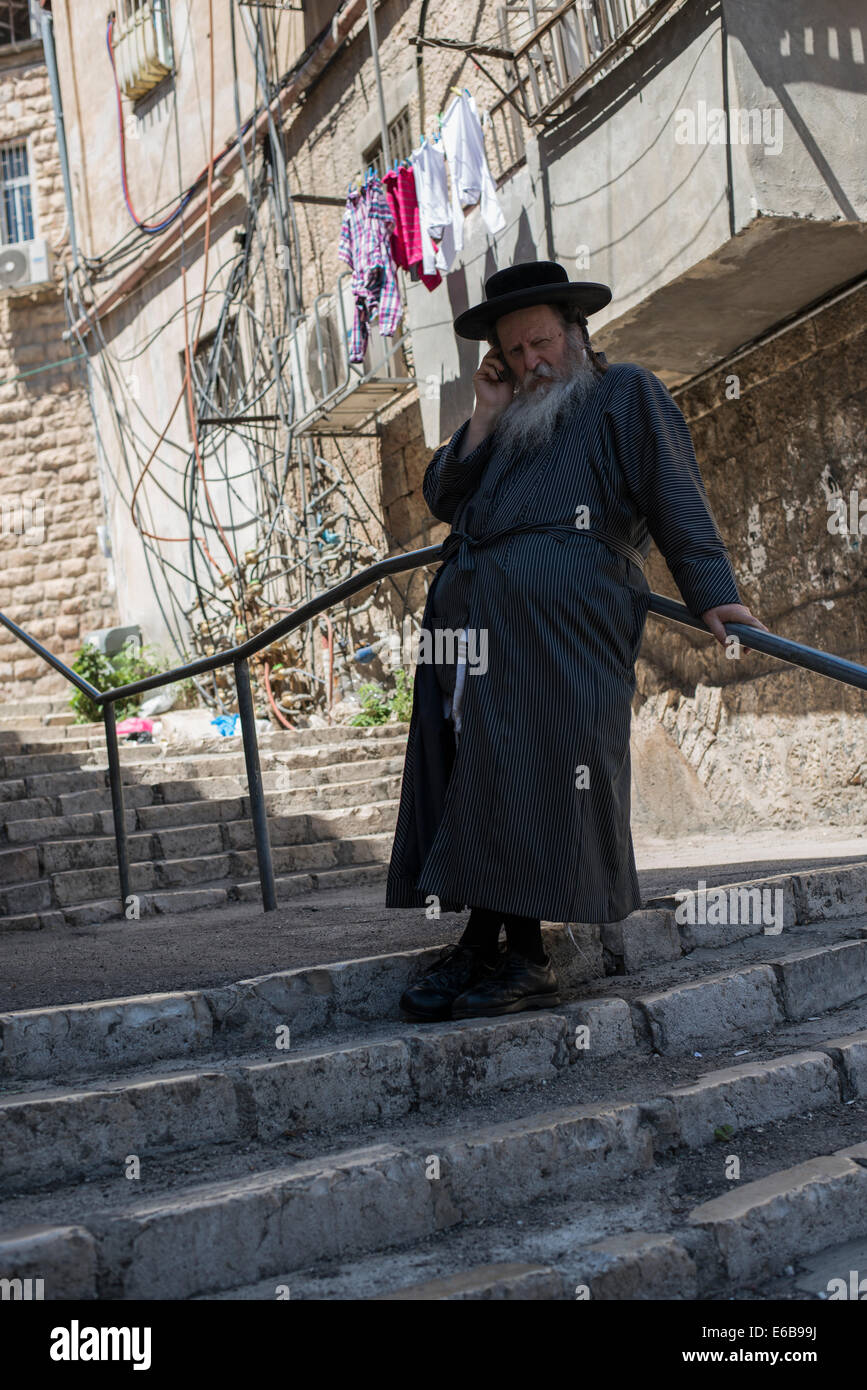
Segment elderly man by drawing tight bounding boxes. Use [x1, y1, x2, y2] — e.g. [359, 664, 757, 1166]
[386, 260, 766, 1021]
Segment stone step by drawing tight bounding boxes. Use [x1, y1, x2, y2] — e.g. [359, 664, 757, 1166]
[55, 861, 391, 927]
[210, 1124, 867, 1301]
[9, 804, 399, 878]
[88, 731, 409, 767]
[0, 834, 394, 919]
[2, 958, 864, 1199]
[45, 831, 394, 908]
[0, 796, 56, 826]
[0, 1043, 865, 1299]
[0, 876, 53, 917]
[48, 770, 402, 816]
[2, 908, 865, 1081]
[1, 853, 867, 1300]
[0, 748, 159, 779]
[124, 752, 406, 790]
[3, 788, 401, 849]
[1, 770, 107, 799]
[4, 810, 116, 845]
[372, 1263, 565, 1301]
[0, 1009, 590, 1195]
[0, 742, 406, 804]
[0, 737, 101, 759]
[234, 860, 392, 903]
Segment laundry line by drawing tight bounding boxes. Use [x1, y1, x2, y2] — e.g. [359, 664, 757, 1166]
[347, 85, 481, 193]
[337, 86, 507, 362]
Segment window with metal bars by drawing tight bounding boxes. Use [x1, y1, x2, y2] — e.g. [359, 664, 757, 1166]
[362, 108, 413, 175]
[0, 142, 35, 244]
[0, 1, 36, 48]
[183, 321, 244, 432]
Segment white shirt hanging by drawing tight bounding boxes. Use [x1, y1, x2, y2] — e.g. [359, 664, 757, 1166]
[410, 139, 456, 276]
[439, 91, 506, 254]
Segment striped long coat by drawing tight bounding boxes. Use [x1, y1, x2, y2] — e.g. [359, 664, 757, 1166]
[385, 362, 741, 924]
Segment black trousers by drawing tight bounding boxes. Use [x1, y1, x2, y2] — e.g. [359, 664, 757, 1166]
[459, 905, 544, 960]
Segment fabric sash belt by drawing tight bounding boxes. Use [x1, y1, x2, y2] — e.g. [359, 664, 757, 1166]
[437, 521, 646, 576]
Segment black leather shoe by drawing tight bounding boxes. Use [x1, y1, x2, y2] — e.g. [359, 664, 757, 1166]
[452, 950, 560, 1018]
[399, 944, 499, 1021]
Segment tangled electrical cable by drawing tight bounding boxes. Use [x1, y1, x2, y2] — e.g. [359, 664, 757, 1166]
[69, 0, 423, 725]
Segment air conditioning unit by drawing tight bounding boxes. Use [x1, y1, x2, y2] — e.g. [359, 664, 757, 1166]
[0, 237, 52, 294]
[113, 1, 173, 100]
[288, 284, 350, 423]
[288, 275, 407, 422]
[305, 302, 343, 400]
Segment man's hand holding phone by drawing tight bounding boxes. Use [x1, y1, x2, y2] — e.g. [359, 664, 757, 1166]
[457, 348, 515, 459]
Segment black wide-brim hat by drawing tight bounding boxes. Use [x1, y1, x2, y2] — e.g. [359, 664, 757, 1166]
[453, 260, 612, 340]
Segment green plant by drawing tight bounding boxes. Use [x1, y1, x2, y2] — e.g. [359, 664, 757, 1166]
[349, 669, 414, 727]
[350, 680, 390, 727]
[390, 667, 414, 722]
[713, 1123, 735, 1142]
[69, 639, 164, 724]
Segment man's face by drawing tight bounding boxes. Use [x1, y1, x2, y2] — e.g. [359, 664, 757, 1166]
[487, 302, 597, 454]
[495, 304, 578, 392]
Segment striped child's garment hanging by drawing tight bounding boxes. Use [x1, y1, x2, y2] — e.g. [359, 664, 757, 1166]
[338, 176, 402, 362]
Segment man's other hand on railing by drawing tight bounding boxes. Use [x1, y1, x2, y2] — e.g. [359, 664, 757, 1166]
[701, 603, 769, 656]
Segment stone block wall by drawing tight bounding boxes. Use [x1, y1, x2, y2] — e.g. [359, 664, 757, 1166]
[0, 42, 114, 696]
[636, 281, 867, 714]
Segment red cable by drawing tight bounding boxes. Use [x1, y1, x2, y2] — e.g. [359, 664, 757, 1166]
[263, 661, 295, 730]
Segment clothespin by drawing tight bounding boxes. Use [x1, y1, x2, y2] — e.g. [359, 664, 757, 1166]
[450, 86, 462, 96]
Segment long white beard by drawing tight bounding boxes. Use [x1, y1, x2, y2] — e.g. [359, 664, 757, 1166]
[492, 355, 599, 455]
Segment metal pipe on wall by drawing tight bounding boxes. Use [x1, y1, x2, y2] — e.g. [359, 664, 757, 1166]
[366, 0, 392, 168]
[40, 7, 79, 268]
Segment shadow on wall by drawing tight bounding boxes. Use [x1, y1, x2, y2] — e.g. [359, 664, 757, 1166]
[724, 0, 866, 223]
[436, 264, 479, 442]
[724, 0, 867, 93]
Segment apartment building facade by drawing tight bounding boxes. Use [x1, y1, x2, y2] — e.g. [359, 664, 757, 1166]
[43, 0, 867, 746]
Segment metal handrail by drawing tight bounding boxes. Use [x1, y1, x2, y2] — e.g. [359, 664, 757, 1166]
[2, 543, 866, 919]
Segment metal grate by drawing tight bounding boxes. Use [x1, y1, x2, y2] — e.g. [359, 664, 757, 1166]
[493, 0, 677, 127]
[0, 142, 34, 244]
[363, 106, 414, 174]
[0, 1, 35, 49]
[185, 320, 245, 431]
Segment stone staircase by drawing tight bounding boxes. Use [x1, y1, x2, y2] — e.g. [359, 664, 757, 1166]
[3, 695, 867, 1300]
[1, 851, 867, 1299]
[0, 695, 407, 928]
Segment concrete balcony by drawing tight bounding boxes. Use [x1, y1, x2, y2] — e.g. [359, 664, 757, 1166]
[407, 0, 867, 447]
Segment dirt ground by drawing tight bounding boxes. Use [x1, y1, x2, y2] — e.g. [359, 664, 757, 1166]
[2, 828, 866, 1011]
